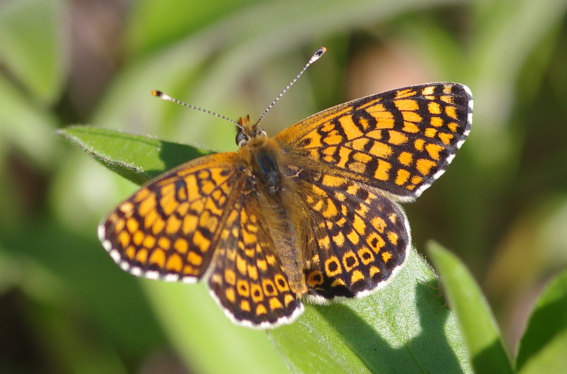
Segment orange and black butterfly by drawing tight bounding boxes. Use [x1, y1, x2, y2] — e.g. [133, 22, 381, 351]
[99, 48, 473, 328]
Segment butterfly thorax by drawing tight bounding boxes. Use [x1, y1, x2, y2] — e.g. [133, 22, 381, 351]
[235, 117, 309, 295]
[236, 115, 285, 194]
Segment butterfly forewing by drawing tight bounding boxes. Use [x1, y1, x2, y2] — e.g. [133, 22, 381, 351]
[99, 153, 242, 282]
[275, 83, 473, 201]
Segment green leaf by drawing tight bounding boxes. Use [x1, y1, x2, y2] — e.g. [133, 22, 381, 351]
[270, 248, 472, 374]
[59, 127, 295, 374]
[66, 126, 472, 373]
[143, 281, 290, 374]
[428, 242, 514, 374]
[516, 268, 567, 373]
[65, 127, 471, 373]
[56, 126, 212, 185]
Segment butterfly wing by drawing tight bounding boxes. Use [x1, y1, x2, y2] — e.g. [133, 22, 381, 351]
[293, 170, 410, 300]
[274, 83, 472, 299]
[275, 83, 473, 201]
[100, 151, 302, 327]
[99, 152, 243, 283]
[207, 190, 303, 328]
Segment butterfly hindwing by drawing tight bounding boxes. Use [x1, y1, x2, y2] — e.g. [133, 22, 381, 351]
[207, 190, 303, 327]
[292, 170, 410, 300]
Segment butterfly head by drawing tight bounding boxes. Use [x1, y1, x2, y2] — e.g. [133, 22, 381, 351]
[235, 115, 267, 147]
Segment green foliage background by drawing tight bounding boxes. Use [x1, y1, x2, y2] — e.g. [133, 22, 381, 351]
[1, 0, 567, 373]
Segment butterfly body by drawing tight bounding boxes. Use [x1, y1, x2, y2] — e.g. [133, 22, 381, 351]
[100, 82, 473, 328]
[236, 118, 311, 296]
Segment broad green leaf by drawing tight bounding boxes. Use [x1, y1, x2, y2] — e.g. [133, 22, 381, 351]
[516, 268, 567, 373]
[59, 127, 293, 374]
[143, 281, 290, 374]
[57, 126, 212, 185]
[66, 124, 472, 373]
[428, 242, 514, 374]
[270, 249, 472, 374]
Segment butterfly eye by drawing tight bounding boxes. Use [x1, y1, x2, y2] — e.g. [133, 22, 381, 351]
[235, 130, 248, 147]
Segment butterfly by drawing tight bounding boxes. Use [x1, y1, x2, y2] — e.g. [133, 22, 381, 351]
[99, 48, 473, 328]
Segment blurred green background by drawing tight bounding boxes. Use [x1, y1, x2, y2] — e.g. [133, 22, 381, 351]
[1, 0, 567, 373]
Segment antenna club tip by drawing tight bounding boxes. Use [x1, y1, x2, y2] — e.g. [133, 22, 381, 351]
[310, 47, 327, 63]
[151, 90, 163, 97]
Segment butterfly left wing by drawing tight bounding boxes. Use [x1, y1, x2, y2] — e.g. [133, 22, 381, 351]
[99, 153, 242, 283]
[100, 150, 303, 328]
[207, 189, 303, 328]
[275, 83, 473, 201]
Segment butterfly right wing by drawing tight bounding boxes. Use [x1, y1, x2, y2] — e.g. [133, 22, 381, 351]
[293, 170, 410, 301]
[275, 83, 473, 202]
[99, 152, 242, 283]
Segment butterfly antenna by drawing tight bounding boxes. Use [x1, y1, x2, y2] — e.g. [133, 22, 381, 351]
[254, 47, 327, 127]
[151, 90, 243, 129]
